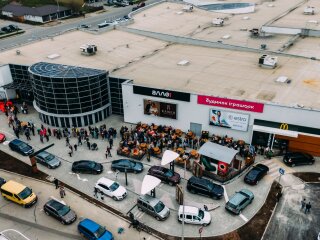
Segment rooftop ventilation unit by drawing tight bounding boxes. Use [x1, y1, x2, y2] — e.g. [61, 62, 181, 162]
[212, 18, 224, 26]
[304, 6, 315, 15]
[80, 44, 97, 56]
[258, 55, 277, 69]
[275, 76, 291, 84]
[182, 5, 193, 12]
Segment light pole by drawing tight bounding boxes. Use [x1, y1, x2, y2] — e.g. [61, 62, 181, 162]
[160, 150, 184, 238]
[56, 0, 60, 20]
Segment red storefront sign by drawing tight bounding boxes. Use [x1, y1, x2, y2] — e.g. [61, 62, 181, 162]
[198, 95, 264, 113]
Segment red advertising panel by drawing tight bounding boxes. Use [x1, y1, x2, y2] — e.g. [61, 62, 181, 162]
[198, 95, 264, 113]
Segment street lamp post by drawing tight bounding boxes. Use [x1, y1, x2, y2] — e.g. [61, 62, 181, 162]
[56, 0, 60, 20]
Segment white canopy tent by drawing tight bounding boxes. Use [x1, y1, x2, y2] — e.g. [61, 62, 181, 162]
[161, 150, 179, 166]
[198, 142, 238, 164]
[141, 175, 161, 195]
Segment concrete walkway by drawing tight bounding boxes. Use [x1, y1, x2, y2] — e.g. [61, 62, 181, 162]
[0, 170, 158, 240]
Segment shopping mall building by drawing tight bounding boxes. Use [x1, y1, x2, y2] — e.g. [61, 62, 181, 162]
[0, 1, 320, 156]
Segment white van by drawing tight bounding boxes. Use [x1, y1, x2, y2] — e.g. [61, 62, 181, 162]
[178, 205, 211, 226]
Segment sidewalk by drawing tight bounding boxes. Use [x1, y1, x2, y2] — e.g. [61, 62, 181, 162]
[0, 170, 158, 240]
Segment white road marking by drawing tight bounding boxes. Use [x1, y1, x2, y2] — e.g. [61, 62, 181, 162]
[3, 141, 10, 145]
[239, 213, 248, 222]
[223, 185, 229, 202]
[268, 166, 280, 173]
[270, 172, 280, 178]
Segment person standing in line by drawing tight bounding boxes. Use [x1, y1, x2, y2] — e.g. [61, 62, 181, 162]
[66, 136, 69, 146]
[107, 146, 112, 157]
[48, 127, 52, 137]
[109, 136, 113, 149]
[87, 141, 91, 150]
[45, 133, 49, 142]
[74, 144, 77, 151]
[301, 198, 306, 211]
[78, 135, 82, 146]
[53, 178, 59, 189]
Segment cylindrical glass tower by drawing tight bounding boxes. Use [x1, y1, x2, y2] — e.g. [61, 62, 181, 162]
[29, 62, 111, 127]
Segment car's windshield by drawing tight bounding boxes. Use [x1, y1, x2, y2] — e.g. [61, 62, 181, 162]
[110, 182, 119, 191]
[198, 209, 204, 219]
[94, 225, 106, 238]
[57, 205, 70, 216]
[154, 201, 165, 213]
[130, 161, 136, 167]
[18, 187, 32, 199]
[45, 155, 55, 162]
[164, 170, 173, 177]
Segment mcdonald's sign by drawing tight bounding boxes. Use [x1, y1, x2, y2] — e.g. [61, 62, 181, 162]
[279, 123, 289, 130]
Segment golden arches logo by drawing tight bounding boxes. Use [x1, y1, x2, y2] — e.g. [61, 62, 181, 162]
[280, 123, 289, 130]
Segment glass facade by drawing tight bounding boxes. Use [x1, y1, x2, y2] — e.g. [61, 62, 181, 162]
[29, 62, 111, 127]
[9, 64, 33, 103]
[109, 77, 128, 115]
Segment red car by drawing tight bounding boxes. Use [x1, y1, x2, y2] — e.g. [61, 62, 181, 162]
[0, 133, 6, 143]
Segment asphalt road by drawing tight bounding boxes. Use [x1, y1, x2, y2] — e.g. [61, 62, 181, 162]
[0, 0, 159, 51]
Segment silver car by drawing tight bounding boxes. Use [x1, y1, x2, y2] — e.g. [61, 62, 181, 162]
[35, 151, 61, 169]
[225, 189, 254, 215]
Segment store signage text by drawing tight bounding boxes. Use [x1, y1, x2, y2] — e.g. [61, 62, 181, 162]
[198, 95, 264, 113]
[133, 86, 190, 102]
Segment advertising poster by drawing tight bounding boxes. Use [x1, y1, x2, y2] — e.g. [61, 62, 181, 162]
[144, 99, 177, 119]
[209, 109, 249, 131]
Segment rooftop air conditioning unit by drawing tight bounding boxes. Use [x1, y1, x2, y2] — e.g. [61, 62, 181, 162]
[304, 6, 315, 15]
[182, 5, 193, 12]
[80, 44, 97, 56]
[212, 18, 224, 26]
[258, 55, 277, 69]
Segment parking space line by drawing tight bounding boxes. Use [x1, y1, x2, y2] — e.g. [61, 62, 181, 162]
[269, 172, 280, 178]
[239, 213, 248, 222]
[223, 185, 228, 202]
[268, 166, 280, 172]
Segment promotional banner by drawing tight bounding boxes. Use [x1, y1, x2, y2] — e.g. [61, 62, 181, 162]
[198, 95, 264, 113]
[209, 109, 249, 131]
[144, 99, 177, 119]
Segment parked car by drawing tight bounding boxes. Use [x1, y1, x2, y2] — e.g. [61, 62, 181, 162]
[94, 177, 127, 201]
[35, 151, 61, 169]
[244, 164, 269, 185]
[132, 1, 145, 11]
[111, 159, 143, 173]
[178, 205, 211, 226]
[44, 199, 77, 225]
[225, 189, 254, 214]
[0, 177, 6, 187]
[72, 160, 103, 174]
[9, 139, 34, 156]
[137, 194, 170, 221]
[78, 24, 90, 28]
[0, 133, 6, 143]
[187, 176, 224, 199]
[148, 166, 180, 186]
[78, 218, 113, 240]
[283, 152, 315, 167]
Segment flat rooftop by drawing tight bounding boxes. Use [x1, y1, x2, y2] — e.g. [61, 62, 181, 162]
[0, 30, 167, 70]
[128, 1, 303, 51]
[0, 0, 320, 110]
[270, 0, 320, 30]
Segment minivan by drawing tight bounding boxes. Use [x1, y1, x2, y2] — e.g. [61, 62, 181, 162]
[178, 205, 211, 226]
[137, 194, 170, 221]
[0, 180, 37, 207]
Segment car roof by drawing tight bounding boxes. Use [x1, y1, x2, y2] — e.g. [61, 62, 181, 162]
[10, 139, 23, 145]
[46, 199, 64, 209]
[150, 165, 166, 171]
[189, 176, 211, 185]
[97, 177, 114, 186]
[74, 160, 94, 164]
[79, 218, 99, 233]
[37, 151, 50, 158]
[178, 205, 199, 215]
[138, 194, 160, 207]
[1, 180, 26, 193]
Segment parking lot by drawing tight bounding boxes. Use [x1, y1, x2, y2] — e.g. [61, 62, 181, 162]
[1, 108, 320, 238]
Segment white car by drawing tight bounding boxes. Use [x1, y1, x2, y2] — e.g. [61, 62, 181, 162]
[94, 177, 127, 201]
[178, 205, 211, 226]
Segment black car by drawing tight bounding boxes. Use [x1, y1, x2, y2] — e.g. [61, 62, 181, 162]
[9, 139, 34, 156]
[244, 164, 269, 185]
[71, 160, 103, 174]
[35, 151, 61, 169]
[283, 152, 315, 167]
[187, 176, 224, 199]
[148, 166, 180, 186]
[44, 199, 77, 225]
[111, 159, 143, 173]
[0, 177, 6, 187]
